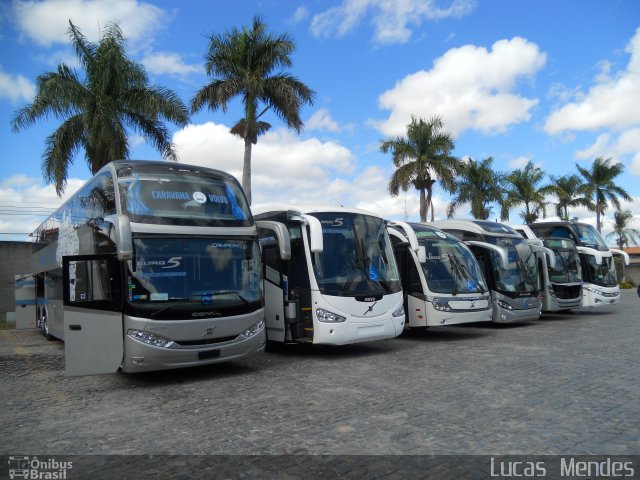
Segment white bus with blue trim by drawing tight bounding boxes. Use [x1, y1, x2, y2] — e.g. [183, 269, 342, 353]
[525, 221, 629, 307]
[253, 205, 405, 345]
[27, 160, 265, 375]
[430, 219, 543, 323]
[387, 222, 492, 328]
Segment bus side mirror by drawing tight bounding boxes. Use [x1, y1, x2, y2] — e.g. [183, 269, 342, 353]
[417, 246, 427, 263]
[105, 214, 133, 261]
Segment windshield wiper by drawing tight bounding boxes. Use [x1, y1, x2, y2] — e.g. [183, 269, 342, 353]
[149, 298, 196, 318]
[447, 253, 484, 294]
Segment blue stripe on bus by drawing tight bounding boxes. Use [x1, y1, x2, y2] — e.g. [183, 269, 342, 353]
[16, 299, 37, 306]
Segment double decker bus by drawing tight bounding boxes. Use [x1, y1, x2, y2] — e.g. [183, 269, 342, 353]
[253, 205, 405, 345]
[27, 160, 265, 375]
[430, 219, 543, 323]
[387, 222, 491, 327]
[512, 225, 583, 312]
[526, 221, 629, 307]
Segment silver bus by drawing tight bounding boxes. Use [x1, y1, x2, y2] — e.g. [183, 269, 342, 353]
[27, 160, 265, 375]
[388, 221, 492, 327]
[512, 225, 583, 312]
[430, 219, 542, 323]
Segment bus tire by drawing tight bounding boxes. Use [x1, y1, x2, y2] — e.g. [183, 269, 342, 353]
[41, 311, 54, 341]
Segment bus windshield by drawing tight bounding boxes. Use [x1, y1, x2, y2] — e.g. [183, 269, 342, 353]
[582, 254, 617, 287]
[117, 165, 251, 227]
[543, 239, 582, 283]
[485, 236, 538, 296]
[311, 213, 402, 296]
[126, 237, 263, 318]
[417, 234, 487, 295]
[574, 223, 609, 251]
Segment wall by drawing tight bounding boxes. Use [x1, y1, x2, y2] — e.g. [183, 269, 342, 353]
[0, 241, 33, 322]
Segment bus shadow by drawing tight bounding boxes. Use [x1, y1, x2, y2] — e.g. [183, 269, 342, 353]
[122, 360, 261, 386]
[400, 325, 491, 342]
[264, 340, 394, 360]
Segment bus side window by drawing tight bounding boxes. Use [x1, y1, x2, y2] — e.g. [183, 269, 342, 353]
[263, 245, 282, 286]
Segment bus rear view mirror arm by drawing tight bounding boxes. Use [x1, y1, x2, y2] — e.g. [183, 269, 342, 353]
[105, 214, 133, 261]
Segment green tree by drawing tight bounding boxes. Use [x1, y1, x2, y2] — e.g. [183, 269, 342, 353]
[576, 157, 633, 233]
[381, 116, 461, 223]
[502, 161, 551, 223]
[11, 21, 189, 195]
[607, 209, 640, 250]
[447, 156, 505, 220]
[191, 16, 315, 204]
[544, 174, 586, 221]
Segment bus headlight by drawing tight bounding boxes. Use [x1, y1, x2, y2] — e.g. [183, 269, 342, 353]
[431, 299, 451, 312]
[237, 320, 265, 340]
[392, 306, 405, 317]
[495, 299, 514, 310]
[584, 286, 605, 296]
[127, 329, 175, 348]
[316, 308, 346, 323]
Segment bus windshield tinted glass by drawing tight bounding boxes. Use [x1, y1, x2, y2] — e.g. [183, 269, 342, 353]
[127, 237, 262, 313]
[485, 236, 538, 295]
[574, 223, 609, 251]
[118, 166, 251, 227]
[417, 233, 487, 294]
[311, 213, 401, 296]
[549, 249, 582, 283]
[583, 254, 617, 287]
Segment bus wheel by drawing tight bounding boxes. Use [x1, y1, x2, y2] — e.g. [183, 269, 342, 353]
[41, 312, 54, 341]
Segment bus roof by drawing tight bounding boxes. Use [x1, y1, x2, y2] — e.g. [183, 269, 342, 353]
[252, 203, 381, 218]
[429, 219, 520, 236]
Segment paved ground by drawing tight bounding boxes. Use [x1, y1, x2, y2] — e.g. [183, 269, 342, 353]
[1, 291, 638, 475]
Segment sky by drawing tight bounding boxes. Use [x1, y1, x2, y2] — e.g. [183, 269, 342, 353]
[1, 0, 639, 245]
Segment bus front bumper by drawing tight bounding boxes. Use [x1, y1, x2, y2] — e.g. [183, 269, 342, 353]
[121, 329, 266, 373]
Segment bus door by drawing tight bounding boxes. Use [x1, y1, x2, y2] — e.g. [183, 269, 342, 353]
[62, 255, 123, 375]
[15, 274, 37, 329]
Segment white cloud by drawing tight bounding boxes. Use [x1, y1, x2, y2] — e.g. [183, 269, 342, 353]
[0, 175, 86, 240]
[544, 27, 640, 134]
[507, 155, 532, 170]
[306, 108, 341, 133]
[374, 37, 546, 136]
[288, 6, 310, 24]
[310, 0, 476, 45]
[575, 128, 640, 177]
[14, 0, 168, 47]
[141, 52, 201, 77]
[173, 122, 357, 205]
[0, 67, 35, 102]
[575, 133, 611, 160]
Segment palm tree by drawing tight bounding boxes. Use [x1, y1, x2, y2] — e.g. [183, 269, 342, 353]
[544, 174, 586, 221]
[447, 157, 505, 220]
[381, 115, 461, 223]
[502, 161, 551, 223]
[191, 16, 315, 204]
[11, 21, 189, 195]
[576, 157, 633, 233]
[607, 210, 640, 250]
[606, 209, 640, 282]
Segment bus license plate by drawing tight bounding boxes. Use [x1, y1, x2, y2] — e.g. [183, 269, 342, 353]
[198, 350, 221, 360]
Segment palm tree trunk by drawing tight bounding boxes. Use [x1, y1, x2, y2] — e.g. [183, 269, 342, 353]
[242, 138, 252, 205]
[419, 188, 427, 223]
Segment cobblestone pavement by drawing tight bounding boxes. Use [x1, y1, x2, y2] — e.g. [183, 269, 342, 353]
[1, 291, 638, 459]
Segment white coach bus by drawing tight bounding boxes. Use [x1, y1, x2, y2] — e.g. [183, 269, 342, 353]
[252, 205, 405, 345]
[387, 222, 491, 327]
[27, 160, 265, 375]
[430, 219, 543, 323]
[526, 221, 629, 307]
